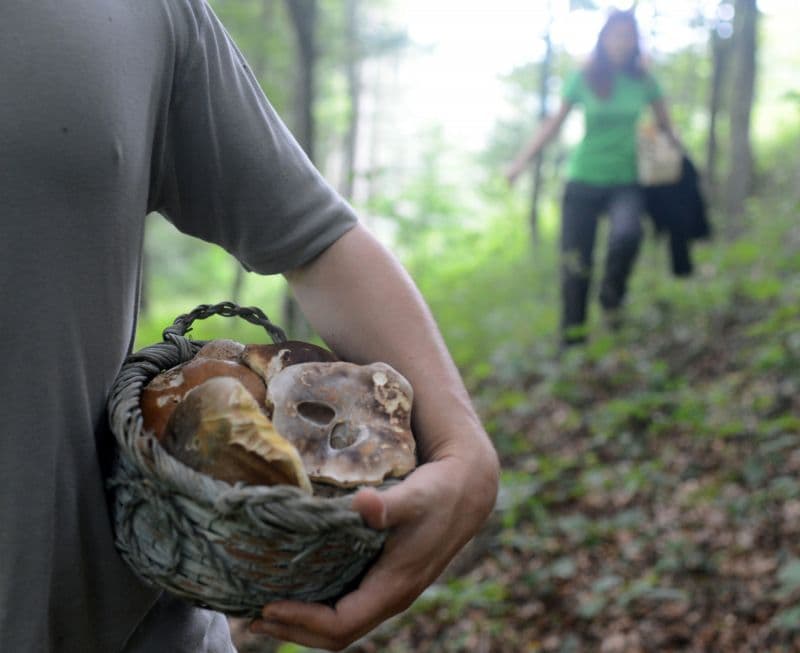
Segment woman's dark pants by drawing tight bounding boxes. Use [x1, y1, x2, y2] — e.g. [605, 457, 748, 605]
[560, 181, 644, 345]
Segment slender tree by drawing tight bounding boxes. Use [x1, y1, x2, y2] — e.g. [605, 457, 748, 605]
[285, 0, 317, 158]
[725, 0, 758, 229]
[283, 0, 318, 338]
[706, 25, 732, 198]
[341, 0, 362, 201]
[208, 0, 293, 306]
[528, 3, 554, 246]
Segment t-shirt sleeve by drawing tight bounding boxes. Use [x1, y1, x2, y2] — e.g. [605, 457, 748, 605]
[562, 70, 584, 105]
[644, 73, 664, 103]
[148, 0, 357, 274]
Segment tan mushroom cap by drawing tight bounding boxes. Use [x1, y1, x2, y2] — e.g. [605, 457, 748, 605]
[162, 376, 311, 492]
[267, 361, 417, 488]
[140, 356, 266, 441]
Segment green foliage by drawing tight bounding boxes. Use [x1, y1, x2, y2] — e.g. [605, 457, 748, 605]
[776, 559, 800, 597]
[349, 126, 800, 650]
[650, 44, 713, 159]
[414, 577, 508, 620]
[773, 605, 800, 632]
[275, 645, 307, 653]
[209, 0, 294, 114]
[136, 215, 286, 349]
[362, 131, 564, 379]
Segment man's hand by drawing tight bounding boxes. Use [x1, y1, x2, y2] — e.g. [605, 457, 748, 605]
[250, 446, 498, 651]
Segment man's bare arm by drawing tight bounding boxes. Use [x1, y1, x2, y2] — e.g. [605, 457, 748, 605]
[249, 223, 500, 651]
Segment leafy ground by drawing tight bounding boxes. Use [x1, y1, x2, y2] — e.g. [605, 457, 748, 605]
[224, 140, 800, 653]
[232, 209, 800, 653]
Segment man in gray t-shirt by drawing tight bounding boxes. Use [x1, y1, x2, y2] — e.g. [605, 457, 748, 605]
[0, 2, 498, 651]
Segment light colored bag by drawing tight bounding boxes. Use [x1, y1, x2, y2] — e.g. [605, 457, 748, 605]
[637, 123, 682, 186]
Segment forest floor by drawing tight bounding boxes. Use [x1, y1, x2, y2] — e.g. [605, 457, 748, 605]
[231, 196, 800, 653]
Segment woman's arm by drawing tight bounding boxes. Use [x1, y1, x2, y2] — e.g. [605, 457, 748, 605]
[250, 224, 500, 651]
[505, 100, 573, 185]
[651, 98, 681, 149]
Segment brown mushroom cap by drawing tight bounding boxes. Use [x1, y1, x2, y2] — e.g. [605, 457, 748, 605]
[195, 339, 246, 361]
[162, 376, 311, 492]
[242, 341, 338, 386]
[267, 361, 416, 488]
[140, 357, 266, 440]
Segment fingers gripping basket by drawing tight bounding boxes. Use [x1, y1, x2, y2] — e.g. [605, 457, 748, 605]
[107, 302, 386, 617]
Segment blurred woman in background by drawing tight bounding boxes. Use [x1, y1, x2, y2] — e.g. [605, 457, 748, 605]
[507, 9, 680, 348]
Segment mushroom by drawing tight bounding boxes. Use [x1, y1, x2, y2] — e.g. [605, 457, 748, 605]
[266, 361, 416, 488]
[194, 338, 246, 361]
[242, 341, 338, 387]
[140, 356, 266, 440]
[162, 376, 311, 492]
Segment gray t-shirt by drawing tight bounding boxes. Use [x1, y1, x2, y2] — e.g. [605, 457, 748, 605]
[0, 1, 357, 651]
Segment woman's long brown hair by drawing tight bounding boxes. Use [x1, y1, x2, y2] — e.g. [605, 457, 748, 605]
[584, 10, 645, 99]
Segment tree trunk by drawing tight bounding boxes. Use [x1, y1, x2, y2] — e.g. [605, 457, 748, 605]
[231, 264, 245, 306]
[724, 0, 757, 230]
[285, 0, 317, 158]
[528, 4, 554, 247]
[341, 0, 361, 201]
[706, 29, 731, 200]
[254, 0, 277, 80]
[139, 221, 151, 316]
[230, 1, 273, 306]
[283, 0, 318, 339]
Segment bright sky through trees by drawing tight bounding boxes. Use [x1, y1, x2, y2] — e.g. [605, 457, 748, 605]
[384, 0, 797, 152]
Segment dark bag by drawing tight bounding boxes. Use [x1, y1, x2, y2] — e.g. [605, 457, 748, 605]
[644, 155, 711, 276]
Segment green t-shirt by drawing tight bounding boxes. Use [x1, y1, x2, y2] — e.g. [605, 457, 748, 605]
[562, 69, 663, 185]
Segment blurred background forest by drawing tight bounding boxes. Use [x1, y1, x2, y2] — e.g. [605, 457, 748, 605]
[136, 0, 800, 651]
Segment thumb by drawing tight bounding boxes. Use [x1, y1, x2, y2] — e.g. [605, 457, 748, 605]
[351, 487, 387, 530]
[351, 476, 424, 531]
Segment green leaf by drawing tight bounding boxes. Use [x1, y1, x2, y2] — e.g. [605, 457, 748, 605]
[777, 559, 800, 594]
[550, 557, 578, 579]
[773, 605, 800, 632]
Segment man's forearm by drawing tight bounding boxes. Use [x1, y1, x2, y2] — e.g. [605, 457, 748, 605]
[252, 225, 499, 648]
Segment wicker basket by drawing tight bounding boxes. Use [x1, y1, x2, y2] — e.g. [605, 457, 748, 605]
[107, 302, 386, 617]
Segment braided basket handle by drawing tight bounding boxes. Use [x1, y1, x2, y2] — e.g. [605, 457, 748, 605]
[161, 301, 288, 347]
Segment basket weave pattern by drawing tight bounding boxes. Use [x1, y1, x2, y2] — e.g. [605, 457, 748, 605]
[107, 303, 386, 617]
